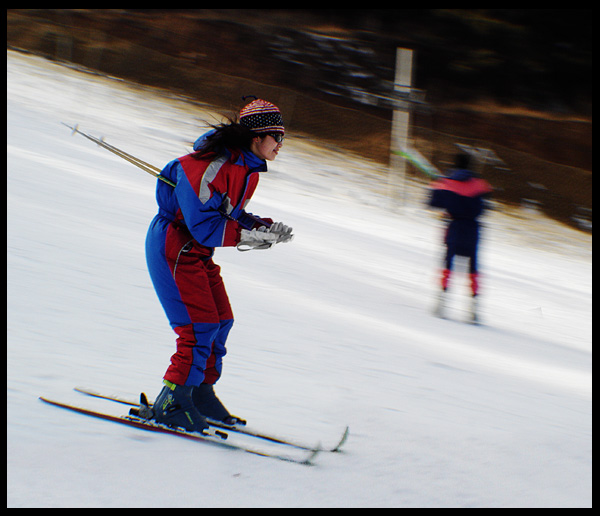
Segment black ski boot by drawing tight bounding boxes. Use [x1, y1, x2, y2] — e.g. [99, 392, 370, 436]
[192, 383, 246, 426]
[153, 382, 209, 433]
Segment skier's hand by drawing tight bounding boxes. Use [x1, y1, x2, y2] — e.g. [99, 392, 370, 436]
[237, 227, 278, 251]
[268, 221, 294, 244]
[237, 223, 294, 251]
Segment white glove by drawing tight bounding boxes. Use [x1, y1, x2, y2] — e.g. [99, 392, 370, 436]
[269, 222, 294, 244]
[237, 227, 278, 251]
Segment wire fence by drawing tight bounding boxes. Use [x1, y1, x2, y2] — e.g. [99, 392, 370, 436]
[7, 10, 592, 232]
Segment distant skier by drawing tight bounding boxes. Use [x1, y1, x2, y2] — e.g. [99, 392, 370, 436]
[145, 97, 293, 432]
[428, 152, 492, 323]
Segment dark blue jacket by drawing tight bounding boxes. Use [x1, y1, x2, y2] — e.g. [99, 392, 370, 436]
[429, 169, 492, 252]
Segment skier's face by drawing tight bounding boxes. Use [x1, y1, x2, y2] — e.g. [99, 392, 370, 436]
[251, 134, 283, 161]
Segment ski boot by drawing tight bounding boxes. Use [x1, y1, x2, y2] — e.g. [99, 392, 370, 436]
[153, 381, 209, 433]
[470, 295, 480, 325]
[192, 383, 246, 426]
[433, 289, 447, 319]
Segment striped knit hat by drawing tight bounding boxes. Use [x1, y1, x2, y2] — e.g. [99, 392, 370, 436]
[239, 98, 285, 136]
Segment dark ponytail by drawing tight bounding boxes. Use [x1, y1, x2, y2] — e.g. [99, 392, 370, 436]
[193, 117, 256, 159]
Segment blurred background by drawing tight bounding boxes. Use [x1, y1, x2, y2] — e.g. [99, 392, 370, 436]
[7, 9, 592, 231]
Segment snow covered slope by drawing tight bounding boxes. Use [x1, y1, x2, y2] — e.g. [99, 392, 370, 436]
[7, 50, 592, 508]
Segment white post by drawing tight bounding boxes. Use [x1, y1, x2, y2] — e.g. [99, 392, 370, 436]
[388, 47, 414, 207]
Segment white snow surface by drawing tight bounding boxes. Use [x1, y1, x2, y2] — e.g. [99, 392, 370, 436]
[7, 50, 592, 508]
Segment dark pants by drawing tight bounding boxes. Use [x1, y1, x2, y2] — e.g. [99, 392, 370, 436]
[441, 219, 481, 295]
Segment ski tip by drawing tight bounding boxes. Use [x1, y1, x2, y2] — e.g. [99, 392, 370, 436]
[301, 444, 322, 466]
[331, 425, 350, 453]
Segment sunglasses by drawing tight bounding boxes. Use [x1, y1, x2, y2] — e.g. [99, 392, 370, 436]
[266, 133, 285, 144]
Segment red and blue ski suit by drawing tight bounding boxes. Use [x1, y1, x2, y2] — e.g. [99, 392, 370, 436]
[146, 141, 269, 387]
[429, 169, 492, 295]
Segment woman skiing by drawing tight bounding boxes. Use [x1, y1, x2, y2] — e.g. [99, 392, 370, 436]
[429, 152, 492, 323]
[145, 98, 293, 432]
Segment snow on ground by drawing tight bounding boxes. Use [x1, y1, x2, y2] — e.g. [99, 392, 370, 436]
[7, 50, 592, 508]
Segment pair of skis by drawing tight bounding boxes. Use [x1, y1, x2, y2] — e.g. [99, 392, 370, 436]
[40, 388, 349, 466]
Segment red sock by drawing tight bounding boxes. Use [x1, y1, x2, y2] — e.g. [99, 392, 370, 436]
[470, 273, 479, 296]
[441, 269, 451, 291]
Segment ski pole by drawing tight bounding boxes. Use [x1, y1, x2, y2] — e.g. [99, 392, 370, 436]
[392, 146, 441, 179]
[62, 123, 176, 187]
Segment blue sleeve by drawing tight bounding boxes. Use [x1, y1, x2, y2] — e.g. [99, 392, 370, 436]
[173, 161, 230, 248]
